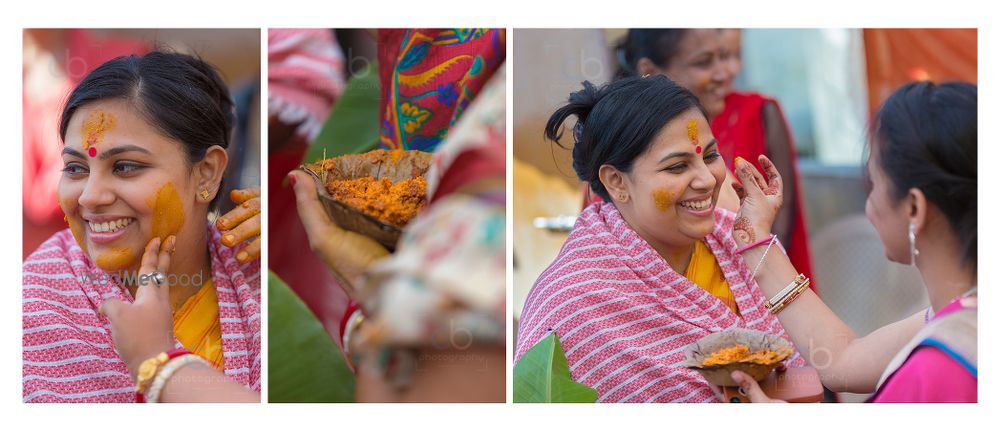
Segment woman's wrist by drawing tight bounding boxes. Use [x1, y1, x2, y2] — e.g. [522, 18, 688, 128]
[127, 341, 177, 380]
[741, 242, 797, 296]
[733, 216, 773, 247]
[736, 234, 776, 254]
[134, 347, 190, 402]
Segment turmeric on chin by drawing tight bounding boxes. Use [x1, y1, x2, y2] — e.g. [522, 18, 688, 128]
[326, 176, 427, 227]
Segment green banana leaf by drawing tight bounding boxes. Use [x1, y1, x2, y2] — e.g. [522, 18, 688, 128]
[267, 271, 356, 402]
[304, 62, 382, 163]
[513, 332, 598, 403]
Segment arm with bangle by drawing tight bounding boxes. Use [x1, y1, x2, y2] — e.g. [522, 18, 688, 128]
[101, 236, 261, 403]
[132, 347, 259, 403]
[733, 155, 923, 393]
[151, 355, 259, 402]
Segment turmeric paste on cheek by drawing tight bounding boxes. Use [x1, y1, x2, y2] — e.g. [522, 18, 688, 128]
[60, 198, 89, 256]
[95, 247, 136, 271]
[147, 181, 186, 240]
[653, 188, 676, 212]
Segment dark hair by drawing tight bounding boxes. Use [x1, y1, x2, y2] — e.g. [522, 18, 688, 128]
[872, 81, 977, 272]
[544, 75, 707, 201]
[59, 51, 234, 209]
[615, 29, 689, 79]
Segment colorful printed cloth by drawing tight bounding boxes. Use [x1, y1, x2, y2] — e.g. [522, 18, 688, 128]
[269, 28, 346, 142]
[377, 29, 505, 152]
[23, 225, 261, 402]
[515, 203, 804, 402]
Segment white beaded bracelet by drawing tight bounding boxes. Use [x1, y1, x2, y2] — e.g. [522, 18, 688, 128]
[146, 353, 211, 403]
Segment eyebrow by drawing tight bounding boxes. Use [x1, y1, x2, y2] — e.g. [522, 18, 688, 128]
[687, 49, 715, 61]
[658, 139, 717, 164]
[62, 147, 85, 159]
[62, 144, 152, 160]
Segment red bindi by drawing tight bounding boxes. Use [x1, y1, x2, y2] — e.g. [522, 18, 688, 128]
[695, 145, 703, 154]
[88, 147, 97, 157]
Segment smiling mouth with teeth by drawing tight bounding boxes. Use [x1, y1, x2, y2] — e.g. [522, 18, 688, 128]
[88, 218, 134, 233]
[679, 198, 712, 211]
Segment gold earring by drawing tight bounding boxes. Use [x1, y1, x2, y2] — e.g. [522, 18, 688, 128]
[200, 189, 210, 200]
[619, 193, 628, 202]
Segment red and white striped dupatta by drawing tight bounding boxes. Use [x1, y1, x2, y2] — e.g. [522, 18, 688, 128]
[515, 202, 804, 403]
[23, 225, 261, 402]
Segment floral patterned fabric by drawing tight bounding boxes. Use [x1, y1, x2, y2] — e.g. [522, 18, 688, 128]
[377, 29, 505, 152]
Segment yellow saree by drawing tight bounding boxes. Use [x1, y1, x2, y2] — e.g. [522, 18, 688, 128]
[685, 240, 739, 316]
[173, 279, 224, 368]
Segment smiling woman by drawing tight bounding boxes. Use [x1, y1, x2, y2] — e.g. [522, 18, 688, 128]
[514, 75, 805, 402]
[23, 51, 261, 403]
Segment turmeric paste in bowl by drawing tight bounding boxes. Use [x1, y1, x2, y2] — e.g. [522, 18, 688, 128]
[301, 149, 432, 250]
[682, 329, 795, 387]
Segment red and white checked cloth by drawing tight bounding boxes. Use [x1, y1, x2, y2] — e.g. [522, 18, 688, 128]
[23, 225, 261, 402]
[515, 202, 804, 402]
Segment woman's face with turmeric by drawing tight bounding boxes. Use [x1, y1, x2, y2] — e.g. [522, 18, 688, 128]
[613, 108, 726, 250]
[59, 99, 196, 273]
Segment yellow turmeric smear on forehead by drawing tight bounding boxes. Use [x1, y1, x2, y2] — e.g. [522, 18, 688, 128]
[82, 110, 115, 153]
[687, 119, 699, 146]
[147, 181, 186, 241]
[653, 188, 676, 212]
[95, 247, 136, 271]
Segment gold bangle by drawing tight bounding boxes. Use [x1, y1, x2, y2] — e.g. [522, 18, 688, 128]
[777, 278, 809, 312]
[766, 275, 808, 312]
[146, 354, 210, 403]
[135, 352, 170, 395]
[769, 278, 810, 315]
[766, 274, 806, 309]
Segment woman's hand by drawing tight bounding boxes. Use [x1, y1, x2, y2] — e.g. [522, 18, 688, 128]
[732, 155, 784, 246]
[728, 371, 787, 403]
[99, 236, 177, 380]
[216, 187, 261, 264]
[287, 170, 390, 300]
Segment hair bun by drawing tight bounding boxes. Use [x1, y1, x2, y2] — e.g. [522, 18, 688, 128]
[544, 80, 601, 147]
